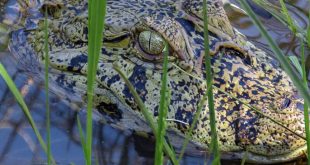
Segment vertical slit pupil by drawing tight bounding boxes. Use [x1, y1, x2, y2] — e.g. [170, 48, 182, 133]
[148, 32, 152, 52]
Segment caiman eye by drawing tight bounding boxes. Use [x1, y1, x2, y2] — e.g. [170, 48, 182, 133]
[138, 31, 165, 55]
[133, 30, 174, 63]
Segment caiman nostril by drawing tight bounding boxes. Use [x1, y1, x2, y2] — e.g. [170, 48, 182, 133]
[282, 98, 291, 109]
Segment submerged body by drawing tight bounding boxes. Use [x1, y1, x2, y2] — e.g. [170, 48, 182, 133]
[8, 0, 306, 163]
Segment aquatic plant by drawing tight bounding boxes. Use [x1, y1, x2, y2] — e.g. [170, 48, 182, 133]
[85, 0, 107, 164]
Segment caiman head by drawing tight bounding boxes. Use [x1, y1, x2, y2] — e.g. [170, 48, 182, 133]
[8, 0, 307, 163]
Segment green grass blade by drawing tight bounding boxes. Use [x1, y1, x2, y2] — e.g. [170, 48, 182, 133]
[288, 56, 303, 76]
[86, 0, 107, 164]
[279, 0, 297, 34]
[238, 0, 310, 112]
[154, 43, 170, 165]
[0, 63, 55, 163]
[202, 0, 220, 164]
[307, 26, 310, 47]
[77, 115, 87, 158]
[300, 37, 310, 165]
[240, 149, 248, 165]
[43, 7, 52, 165]
[308, 0, 310, 47]
[113, 64, 178, 165]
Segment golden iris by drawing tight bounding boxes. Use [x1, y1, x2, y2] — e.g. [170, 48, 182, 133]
[138, 31, 165, 55]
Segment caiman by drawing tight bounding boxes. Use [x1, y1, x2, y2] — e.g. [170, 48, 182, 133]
[4, 0, 307, 163]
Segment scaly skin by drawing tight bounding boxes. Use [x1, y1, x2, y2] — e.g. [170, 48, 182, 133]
[8, 0, 306, 163]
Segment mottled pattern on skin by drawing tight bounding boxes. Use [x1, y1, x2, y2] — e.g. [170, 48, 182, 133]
[8, 0, 306, 163]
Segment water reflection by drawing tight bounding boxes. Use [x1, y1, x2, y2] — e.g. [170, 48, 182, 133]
[0, 0, 309, 165]
[228, 0, 310, 79]
[0, 52, 157, 165]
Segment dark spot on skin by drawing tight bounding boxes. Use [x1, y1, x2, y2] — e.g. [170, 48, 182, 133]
[156, 13, 164, 21]
[224, 61, 232, 71]
[107, 75, 121, 87]
[252, 90, 258, 95]
[272, 75, 282, 83]
[241, 93, 250, 99]
[213, 78, 225, 89]
[122, 88, 135, 106]
[68, 54, 87, 71]
[209, 38, 218, 49]
[100, 75, 108, 82]
[128, 66, 147, 99]
[235, 116, 259, 145]
[220, 138, 227, 143]
[256, 85, 265, 92]
[239, 79, 246, 86]
[228, 104, 242, 115]
[154, 105, 159, 116]
[233, 70, 240, 77]
[177, 79, 186, 86]
[102, 48, 113, 56]
[147, 9, 153, 14]
[175, 107, 191, 132]
[55, 74, 75, 93]
[97, 102, 122, 121]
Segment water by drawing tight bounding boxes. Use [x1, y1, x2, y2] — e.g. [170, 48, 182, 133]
[228, 0, 310, 79]
[0, 1, 309, 165]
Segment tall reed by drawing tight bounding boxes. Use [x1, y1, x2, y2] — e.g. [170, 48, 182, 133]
[202, 0, 220, 164]
[154, 43, 170, 165]
[86, 0, 107, 164]
[43, 7, 52, 165]
[279, 0, 297, 34]
[301, 38, 310, 164]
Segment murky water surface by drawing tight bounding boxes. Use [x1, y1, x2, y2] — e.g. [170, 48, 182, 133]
[0, 0, 309, 165]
